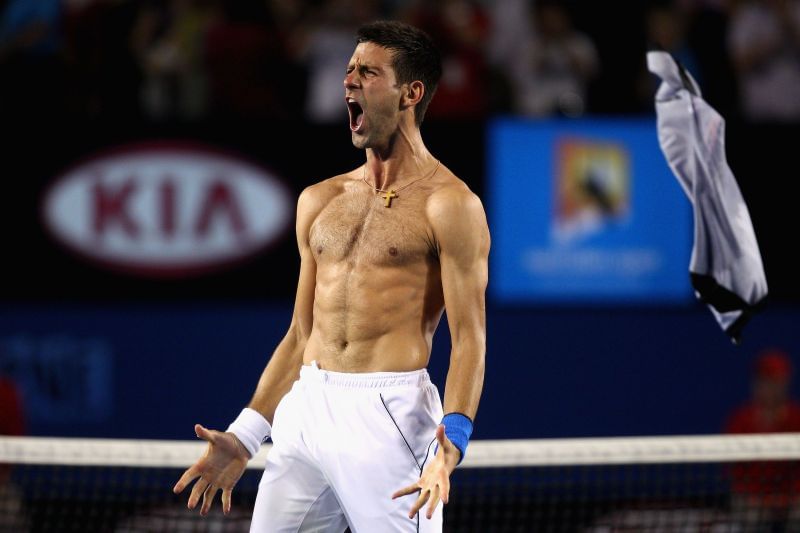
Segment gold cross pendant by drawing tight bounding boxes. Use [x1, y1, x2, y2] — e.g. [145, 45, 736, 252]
[382, 190, 397, 207]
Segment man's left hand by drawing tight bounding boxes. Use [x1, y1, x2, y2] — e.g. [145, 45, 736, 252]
[391, 424, 459, 519]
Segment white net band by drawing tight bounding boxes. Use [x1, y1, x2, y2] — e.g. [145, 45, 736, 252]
[2, 433, 800, 468]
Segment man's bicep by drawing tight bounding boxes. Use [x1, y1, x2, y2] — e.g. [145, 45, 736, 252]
[440, 249, 488, 341]
[435, 193, 490, 338]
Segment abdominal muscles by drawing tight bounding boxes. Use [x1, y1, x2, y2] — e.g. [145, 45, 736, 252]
[307, 254, 443, 372]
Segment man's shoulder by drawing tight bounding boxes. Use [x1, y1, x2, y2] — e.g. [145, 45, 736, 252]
[425, 169, 489, 254]
[298, 169, 359, 210]
[426, 170, 484, 221]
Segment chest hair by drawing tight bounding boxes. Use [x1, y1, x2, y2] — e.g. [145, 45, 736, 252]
[310, 190, 436, 267]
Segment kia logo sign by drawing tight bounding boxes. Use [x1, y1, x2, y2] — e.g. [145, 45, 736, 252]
[43, 143, 293, 277]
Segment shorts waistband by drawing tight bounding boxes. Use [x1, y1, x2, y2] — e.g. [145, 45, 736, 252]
[300, 360, 431, 388]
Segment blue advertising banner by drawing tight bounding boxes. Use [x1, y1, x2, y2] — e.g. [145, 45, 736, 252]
[2, 305, 798, 440]
[489, 118, 693, 303]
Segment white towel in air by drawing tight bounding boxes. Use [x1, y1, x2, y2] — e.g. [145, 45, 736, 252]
[647, 51, 767, 343]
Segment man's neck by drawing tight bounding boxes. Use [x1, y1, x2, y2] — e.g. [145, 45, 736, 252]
[364, 123, 436, 190]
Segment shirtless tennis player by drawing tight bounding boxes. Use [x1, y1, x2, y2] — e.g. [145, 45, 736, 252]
[174, 20, 489, 532]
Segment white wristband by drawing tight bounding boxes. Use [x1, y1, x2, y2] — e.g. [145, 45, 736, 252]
[226, 408, 272, 458]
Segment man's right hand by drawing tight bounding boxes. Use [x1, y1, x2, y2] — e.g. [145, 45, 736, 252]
[173, 424, 250, 516]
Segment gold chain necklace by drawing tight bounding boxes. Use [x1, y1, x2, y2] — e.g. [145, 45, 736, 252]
[362, 159, 441, 207]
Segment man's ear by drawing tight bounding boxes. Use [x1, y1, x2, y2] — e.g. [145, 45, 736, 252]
[400, 80, 425, 111]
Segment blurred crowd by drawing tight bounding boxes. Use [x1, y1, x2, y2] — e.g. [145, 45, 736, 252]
[0, 0, 799, 122]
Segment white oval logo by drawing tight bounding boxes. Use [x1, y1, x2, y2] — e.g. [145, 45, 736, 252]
[43, 143, 293, 277]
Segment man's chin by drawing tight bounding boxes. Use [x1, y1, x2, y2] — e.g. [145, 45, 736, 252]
[351, 132, 368, 149]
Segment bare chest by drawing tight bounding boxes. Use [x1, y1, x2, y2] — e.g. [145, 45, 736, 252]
[309, 192, 434, 266]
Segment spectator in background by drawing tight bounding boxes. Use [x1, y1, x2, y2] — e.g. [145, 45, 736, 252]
[204, 0, 304, 120]
[0, 0, 61, 62]
[728, 0, 800, 121]
[487, 0, 532, 70]
[130, 0, 214, 120]
[297, 0, 379, 123]
[485, 0, 530, 113]
[0, 376, 28, 531]
[0, 0, 64, 118]
[402, 0, 490, 119]
[726, 349, 800, 531]
[679, 0, 740, 116]
[637, 3, 702, 110]
[205, 0, 304, 119]
[0, 375, 25, 443]
[509, 1, 598, 118]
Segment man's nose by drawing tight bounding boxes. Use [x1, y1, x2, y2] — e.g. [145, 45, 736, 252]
[344, 71, 359, 90]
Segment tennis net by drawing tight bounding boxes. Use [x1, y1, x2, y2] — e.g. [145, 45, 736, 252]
[2, 433, 800, 532]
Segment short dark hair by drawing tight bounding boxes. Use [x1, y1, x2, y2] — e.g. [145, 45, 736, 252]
[356, 20, 442, 125]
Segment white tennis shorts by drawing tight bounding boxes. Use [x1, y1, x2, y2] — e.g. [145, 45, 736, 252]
[251, 361, 444, 532]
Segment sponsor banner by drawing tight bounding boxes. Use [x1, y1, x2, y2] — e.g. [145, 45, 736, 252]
[489, 118, 692, 303]
[0, 335, 113, 424]
[3, 121, 486, 300]
[42, 142, 293, 278]
[2, 305, 798, 439]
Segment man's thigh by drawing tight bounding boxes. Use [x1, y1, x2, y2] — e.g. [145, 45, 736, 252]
[344, 440, 442, 532]
[251, 456, 348, 533]
[321, 387, 444, 532]
[250, 384, 349, 533]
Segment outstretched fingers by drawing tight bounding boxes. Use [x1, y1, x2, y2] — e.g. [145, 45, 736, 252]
[426, 485, 441, 520]
[392, 482, 421, 500]
[409, 487, 431, 519]
[201, 485, 220, 516]
[173, 465, 200, 494]
[174, 423, 246, 516]
[174, 424, 212, 495]
[188, 476, 209, 510]
[222, 488, 233, 515]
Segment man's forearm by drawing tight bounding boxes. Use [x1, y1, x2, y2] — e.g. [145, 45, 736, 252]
[441, 339, 485, 420]
[246, 325, 306, 424]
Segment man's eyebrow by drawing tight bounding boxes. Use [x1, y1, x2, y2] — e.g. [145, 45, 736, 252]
[356, 63, 382, 71]
[346, 59, 385, 72]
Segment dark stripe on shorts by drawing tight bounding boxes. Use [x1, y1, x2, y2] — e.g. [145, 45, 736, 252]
[379, 393, 421, 470]
[379, 394, 439, 533]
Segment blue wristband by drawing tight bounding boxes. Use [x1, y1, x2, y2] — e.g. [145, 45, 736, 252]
[442, 412, 473, 465]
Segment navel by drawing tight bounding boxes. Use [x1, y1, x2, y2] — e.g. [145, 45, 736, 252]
[317, 246, 323, 255]
[388, 246, 398, 256]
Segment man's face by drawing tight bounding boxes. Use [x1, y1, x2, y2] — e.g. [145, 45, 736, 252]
[344, 42, 405, 150]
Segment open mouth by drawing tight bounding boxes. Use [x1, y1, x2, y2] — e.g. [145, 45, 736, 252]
[346, 98, 364, 133]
